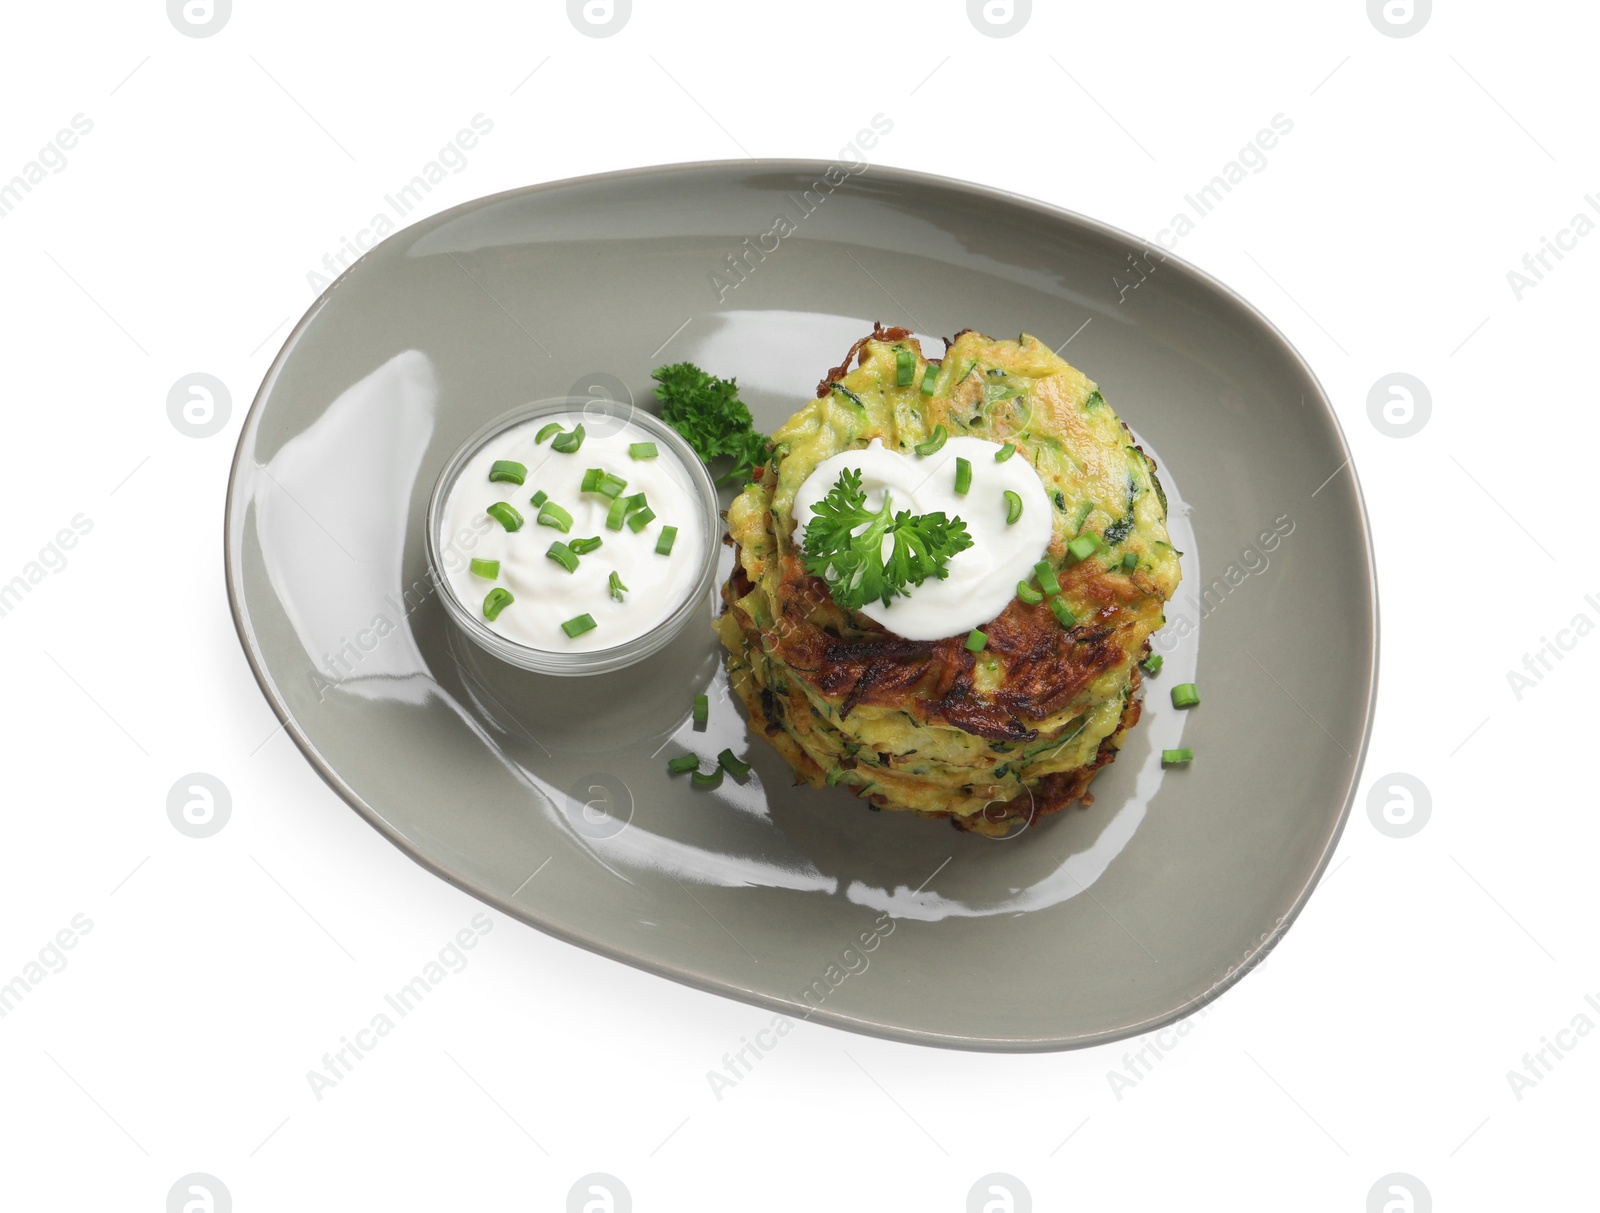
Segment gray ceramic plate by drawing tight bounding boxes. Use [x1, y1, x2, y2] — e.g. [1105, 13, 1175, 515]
[226, 161, 1377, 1051]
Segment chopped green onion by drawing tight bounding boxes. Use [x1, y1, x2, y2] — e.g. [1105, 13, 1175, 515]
[656, 525, 678, 556]
[482, 587, 514, 620]
[550, 424, 585, 454]
[920, 364, 938, 396]
[1171, 683, 1200, 708]
[605, 497, 628, 531]
[469, 558, 500, 579]
[568, 535, 603, 556]
[530, 489, 548, 508]
[488, 460, 526, 485]
[481, 587, 514, 620]
[620, 492, 648, 513]
[666, 754, 699, 775]
[965, 628, 988, 653]
[608, 570, 629, 601]
[954, 457, 972, 495]
[561, 613, 596, 638]
[546, 542, 579, 573]
[1049, 597, 1076, 629]
[1122, 551, 1138, 570]
[1162, 748, 1194, 766]
[486, 502, 523, 532]
[995, 441, 1016, 463]
[1016, 580, 1043, 605]
[596, 472, 628, 499]
[895, 347, 915, 387]
[537, 501, 573, 532]
[629, 442, 659, 460]
[1068, 533, 1100, 562]
[627, 507, 656, 532]
[718, 748, 752, 778]
[914, 425, 947, 457]
[691, 767, 724, 789]
[534, 422, 561, 444]
[692, 693, 708, 729]
[1141, 653, 1164, 677]
[1003, 490, 1022, 525]
[580, 468, 603, 493]
[1034, 559, 1060, 596]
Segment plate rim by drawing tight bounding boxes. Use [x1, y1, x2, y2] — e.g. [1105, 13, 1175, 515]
[223, 157, 1381, 1052]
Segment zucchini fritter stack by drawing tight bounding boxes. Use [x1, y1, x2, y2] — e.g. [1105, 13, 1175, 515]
[716, 326, 1180, 834]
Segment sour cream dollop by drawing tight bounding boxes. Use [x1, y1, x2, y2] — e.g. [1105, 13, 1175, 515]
[438, 413, 706, 652]
[790, 436, 1053, 641]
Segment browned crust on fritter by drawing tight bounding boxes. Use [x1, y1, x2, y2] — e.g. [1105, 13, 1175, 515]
[722, 531, 1150, 830]
[947, 671, 1143, 834]
[814, 322, 913, 397]
[746, 549, 1132, 742]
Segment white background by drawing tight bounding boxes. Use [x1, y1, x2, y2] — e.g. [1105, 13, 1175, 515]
[1, 1, 1594, 1209]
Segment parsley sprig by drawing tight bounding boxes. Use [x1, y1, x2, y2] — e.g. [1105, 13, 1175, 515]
[801, 468, 973, 611]
[652, 362, 769, 485]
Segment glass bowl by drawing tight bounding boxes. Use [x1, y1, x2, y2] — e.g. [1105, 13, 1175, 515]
[424, 396, 720, 676]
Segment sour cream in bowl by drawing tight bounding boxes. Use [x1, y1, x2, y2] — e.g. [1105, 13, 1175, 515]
[426, 398, 719, 676]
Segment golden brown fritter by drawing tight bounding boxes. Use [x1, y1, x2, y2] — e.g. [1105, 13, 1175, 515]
[716, 327, 1180, 831]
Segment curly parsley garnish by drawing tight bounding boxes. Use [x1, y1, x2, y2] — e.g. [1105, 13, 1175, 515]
[652, 362, 769, 485]
[801, 468, 973, 611]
